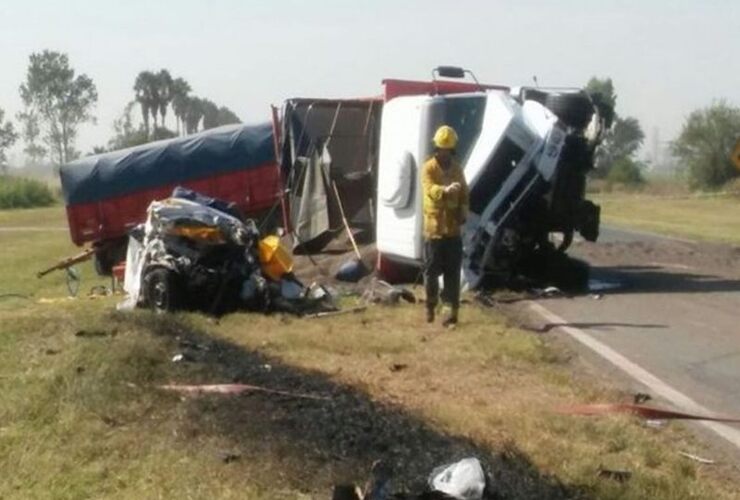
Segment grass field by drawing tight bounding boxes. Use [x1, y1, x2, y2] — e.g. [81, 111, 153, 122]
[594, 192, 740, 245]
[1, 206, 738, 499]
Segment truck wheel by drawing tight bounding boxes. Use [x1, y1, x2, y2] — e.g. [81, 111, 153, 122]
[143, 268, 183, 313]
[544, 92, 594, 130]
[93, 238, 128, 276]
[93, 251, 114, 276]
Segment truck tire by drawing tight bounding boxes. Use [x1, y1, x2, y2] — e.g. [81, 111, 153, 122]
[544, 92, 594, 130]
[93, 251, 114, 276]
[93, 238, 128, 276]
[143, 267, 183, 313]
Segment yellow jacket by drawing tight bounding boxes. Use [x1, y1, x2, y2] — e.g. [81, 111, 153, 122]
[422, 156, 469, 240]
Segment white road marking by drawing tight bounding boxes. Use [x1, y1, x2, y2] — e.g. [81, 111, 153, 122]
[528, 301, 740, 450]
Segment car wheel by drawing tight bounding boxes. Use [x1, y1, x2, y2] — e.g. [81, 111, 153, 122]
[143, 267, 182, 313]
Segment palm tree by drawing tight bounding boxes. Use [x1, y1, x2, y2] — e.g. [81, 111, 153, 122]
[184, 97, 204, 134]
[134, 71, 158, 138]
[170, 77, 191, 135]
[201, 99, 220, 130]
[156, 69, 173, 130]
[217, 106, 241, 126]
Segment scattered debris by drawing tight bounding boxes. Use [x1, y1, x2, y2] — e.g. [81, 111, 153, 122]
[633, 392, 652, 404]
[158, 383, 331, 401]
[678, 451, 715, 465]
[532, 286, 563, 298]
[306, 306, 367, 319]
[555, 403, 740, 423]
[428, 458, 487, 500]
[88, 285, 112, 297]
[390, 363, 408, 373]
[171, 353, 194, 363]
[217, 450, 243, 464]
[177, 338, 210, 351]
[74, 328, 117, 338]
[597, 467, 632, 483]
[644, 419, 668, 430]
[361, 279, 417, 306]
[332, 485, 364, 500]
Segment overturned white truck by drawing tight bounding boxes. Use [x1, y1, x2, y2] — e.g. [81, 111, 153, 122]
[278, 68, 608, 290]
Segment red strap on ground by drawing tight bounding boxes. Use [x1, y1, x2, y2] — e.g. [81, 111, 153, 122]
[554, 403, 740, 423]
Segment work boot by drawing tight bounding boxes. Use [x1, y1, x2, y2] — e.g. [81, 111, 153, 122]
[426, 305, 435, 323]
[442, 307, 458, 328]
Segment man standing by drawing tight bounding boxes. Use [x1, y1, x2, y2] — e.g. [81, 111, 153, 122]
[422, 125, 469, 326]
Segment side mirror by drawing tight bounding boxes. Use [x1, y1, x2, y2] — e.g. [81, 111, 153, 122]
[435, 66, 465, 79]
[431, 66, 483, 93]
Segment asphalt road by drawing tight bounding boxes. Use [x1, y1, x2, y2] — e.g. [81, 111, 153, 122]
[529, 226, 740, 453]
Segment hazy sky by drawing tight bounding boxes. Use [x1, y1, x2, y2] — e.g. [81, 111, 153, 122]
[1, 0, 738, 163]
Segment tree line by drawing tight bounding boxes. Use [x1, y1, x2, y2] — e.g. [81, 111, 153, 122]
[584, 77, 740, 190]
[1, 51, 738, 190]
[0, 50, 242, 171]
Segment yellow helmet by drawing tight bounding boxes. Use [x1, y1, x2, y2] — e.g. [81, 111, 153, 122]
[433, 125, 458, 149]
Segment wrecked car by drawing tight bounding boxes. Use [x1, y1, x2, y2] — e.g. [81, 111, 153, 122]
[122, 189, 328, 315]
[277, 67, 608, 290]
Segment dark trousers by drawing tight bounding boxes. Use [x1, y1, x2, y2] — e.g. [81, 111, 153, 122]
[424, 237, 463, 309]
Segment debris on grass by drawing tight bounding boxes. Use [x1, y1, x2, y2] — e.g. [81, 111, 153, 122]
[74, 328, 117, 338]
[428, 457, 488, 500]
[644, 419, 668, 430]
[390, 363, 408, 373]
[678, 451, 715, 465]
[306, 306, 367, 319]
[597, 467, 632, 483]
[555, 402, 740, 422]
[633, 392, 652, 404]
[217, 450, 243, 464]
[158, 383, 331, 401]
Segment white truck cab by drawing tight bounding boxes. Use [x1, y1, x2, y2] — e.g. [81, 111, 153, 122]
[376, 84, 603, 289]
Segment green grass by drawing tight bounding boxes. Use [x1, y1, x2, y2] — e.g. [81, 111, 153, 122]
[594, 192, 740, 244]
[0, 206, 738, 499]
[0, 175, 57, 209]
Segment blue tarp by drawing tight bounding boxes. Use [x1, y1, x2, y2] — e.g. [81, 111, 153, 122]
[60, 123, 275, 206]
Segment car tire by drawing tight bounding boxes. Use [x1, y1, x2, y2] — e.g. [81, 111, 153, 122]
[143, 267, 183, 313]
[544, 92, 594, 130]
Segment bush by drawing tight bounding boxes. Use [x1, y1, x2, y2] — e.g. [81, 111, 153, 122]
[0, 176, 56, 209]
[671, 101, 740, 190]
[606, 157, 645, 186]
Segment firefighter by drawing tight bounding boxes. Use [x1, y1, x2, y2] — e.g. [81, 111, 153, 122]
[422, 125, 469, 326]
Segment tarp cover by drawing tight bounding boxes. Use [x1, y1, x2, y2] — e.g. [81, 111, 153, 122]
[60, 123, 275, 206]
[280, 99, 380, 251]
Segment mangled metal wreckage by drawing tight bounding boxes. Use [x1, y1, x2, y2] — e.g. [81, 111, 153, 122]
[59, 67, 609, 303]
[279, 68, 608, 290]
[121, 189, 331, 315]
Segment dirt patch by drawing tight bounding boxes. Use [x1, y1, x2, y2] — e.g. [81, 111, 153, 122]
[573, 238, 740, 281]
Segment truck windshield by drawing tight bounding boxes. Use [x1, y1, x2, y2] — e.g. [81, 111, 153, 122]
[443, 96, 486, 165]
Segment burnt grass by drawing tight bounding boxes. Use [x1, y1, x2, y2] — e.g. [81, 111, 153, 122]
[112, 311, 593, 499]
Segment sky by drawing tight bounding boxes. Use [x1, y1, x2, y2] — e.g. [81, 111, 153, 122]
[1, 0, 738, 164]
